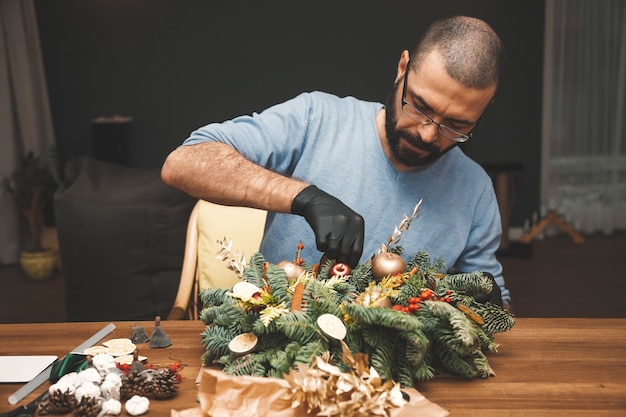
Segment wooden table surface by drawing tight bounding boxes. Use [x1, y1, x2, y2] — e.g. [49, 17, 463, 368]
[1, 318, 625, 416]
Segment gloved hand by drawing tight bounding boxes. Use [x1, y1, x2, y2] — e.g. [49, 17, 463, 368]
[291, 185, 364, 268]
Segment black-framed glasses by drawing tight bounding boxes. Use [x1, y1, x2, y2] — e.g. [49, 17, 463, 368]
[400, 67, 478, 143]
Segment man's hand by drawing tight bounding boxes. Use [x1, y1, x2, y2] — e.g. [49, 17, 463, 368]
[291, 185, 364, 268]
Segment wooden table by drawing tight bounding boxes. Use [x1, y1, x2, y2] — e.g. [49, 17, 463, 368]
[1, 319, 625, 416]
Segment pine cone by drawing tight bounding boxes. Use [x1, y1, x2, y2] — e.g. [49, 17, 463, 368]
[146, 368, 178, 399]
[72, 396, 100, 417]
[37, 388, 78, 415]
[120, 371, 148, 402]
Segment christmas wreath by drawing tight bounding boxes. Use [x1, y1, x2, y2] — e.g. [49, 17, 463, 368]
[199, 201, 514, 391]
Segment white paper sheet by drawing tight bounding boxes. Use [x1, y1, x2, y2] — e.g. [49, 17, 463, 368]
[0, 355, 57, 383]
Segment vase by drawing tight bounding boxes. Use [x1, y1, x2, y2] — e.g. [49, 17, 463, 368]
[41, 226, 62, 271]
[20, 249, 57, 280]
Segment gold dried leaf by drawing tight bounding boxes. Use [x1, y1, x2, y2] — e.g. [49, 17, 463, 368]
[285, 341, 407, 417]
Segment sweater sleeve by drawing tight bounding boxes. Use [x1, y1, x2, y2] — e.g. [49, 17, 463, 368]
[454, 183, 510, 304]
[183, 92, 316, 175]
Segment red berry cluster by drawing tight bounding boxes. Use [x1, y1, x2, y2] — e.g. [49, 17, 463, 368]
[117, 363, 131, 374]
[392, 289, 453, 314]
[168, 361, 183, 373]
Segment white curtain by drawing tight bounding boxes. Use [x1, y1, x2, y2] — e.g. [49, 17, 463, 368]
[0, 0, 56, 264]
[542, 0, 626, 235]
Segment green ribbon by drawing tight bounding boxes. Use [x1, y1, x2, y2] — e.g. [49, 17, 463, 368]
[49, 354, 89, 383]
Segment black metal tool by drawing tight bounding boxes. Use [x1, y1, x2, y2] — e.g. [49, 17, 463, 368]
[1, 390, 49, 417]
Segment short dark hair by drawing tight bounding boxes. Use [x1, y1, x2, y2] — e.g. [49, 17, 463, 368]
[409, 16, 505, 89]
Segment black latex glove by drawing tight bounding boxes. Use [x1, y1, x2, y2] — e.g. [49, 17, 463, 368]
[291, 185, 364, 268]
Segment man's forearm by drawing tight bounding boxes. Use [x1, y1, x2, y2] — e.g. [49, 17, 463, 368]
[161, 142, 308, 213]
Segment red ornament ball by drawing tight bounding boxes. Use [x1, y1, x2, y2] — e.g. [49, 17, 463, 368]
[330, 262, 352, 277]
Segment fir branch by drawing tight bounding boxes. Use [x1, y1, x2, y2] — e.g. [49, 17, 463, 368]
[405, 250, 432, 271]
[443, 271, 493, 297]
[359, 325, 396, 351]
[329, 281, 357, 304]
[253, 348, 285, 373]
[243, 252, 270, 289]
[346, 261, 374, 293]
[266, 368, 286, 379]
[252, 312, 279, 335]
[219, 306, 249, 329]
[274, 311, 320, 345]
[402, 334, 428, 368]
[412, 355, 435, 381]
[315, 257, 335, 280]
[421, 301, 480, 351]
[199, 303, 236, 327]
[363, 324, 429, 386]
[405, 343, 434, 381]
[302, 281, 344, 316]
[298, 273, 354, 307]
[263, 263, 291, 304]
[343, 330, 365, 359]
[342, 303, 424, 336]
[367, 332, 397, 380]
[430, 339, 478, 378]
[267, 347, 296, 376]
[473, 324, 500, 352]
[449, 293, 475, 307]
[295, 340, 328, 366]
[392, 271, 429, 306]
[431, 325, 476, 358]
[267, 341, 303, 375]
[472, 302, 516, 335]
[471, 349, 491, 379]
[222, 354, 267, 376]
[199, 287, 232, 309]
[405, 251, 446, 282]
[393, 354, 418, 387]
[200, 325, 238, 364]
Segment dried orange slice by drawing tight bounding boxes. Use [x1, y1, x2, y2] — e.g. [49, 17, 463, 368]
[317, 313, 347, 340]
[228, 333, 258, 354]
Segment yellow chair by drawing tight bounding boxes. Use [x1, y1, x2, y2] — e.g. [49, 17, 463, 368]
[167, 200, 267, 320]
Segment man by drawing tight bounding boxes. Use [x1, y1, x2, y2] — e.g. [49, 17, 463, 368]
[161, 15, 511, 306]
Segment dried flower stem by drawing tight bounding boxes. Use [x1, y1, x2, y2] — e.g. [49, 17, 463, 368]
[216, 237, 246, 279]
[379, 199, 423, 254]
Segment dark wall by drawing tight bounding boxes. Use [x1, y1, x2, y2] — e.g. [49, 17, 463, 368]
[35, 0, 544, 227]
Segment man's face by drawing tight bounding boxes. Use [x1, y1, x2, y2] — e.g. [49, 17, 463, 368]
[384, 79, 451, 168]
[383, 51, 496, 170]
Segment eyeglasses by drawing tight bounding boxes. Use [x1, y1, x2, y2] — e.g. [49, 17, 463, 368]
[400, 67, 477, 143]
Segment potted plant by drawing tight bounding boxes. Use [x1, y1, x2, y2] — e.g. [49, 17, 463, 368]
[2, 151, 58, 279]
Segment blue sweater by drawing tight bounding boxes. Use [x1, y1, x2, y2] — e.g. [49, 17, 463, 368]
[184, 91, 510, 303]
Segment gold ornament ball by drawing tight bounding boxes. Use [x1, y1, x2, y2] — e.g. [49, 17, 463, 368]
[371, 252, 406, 281]
[277, 260, 305, 280]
